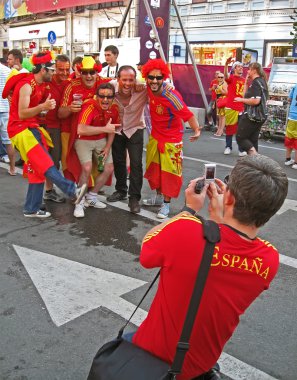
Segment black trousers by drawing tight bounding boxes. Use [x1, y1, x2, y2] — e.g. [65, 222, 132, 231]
[111, 129, 144, 201]
[236, 113, 265, 152]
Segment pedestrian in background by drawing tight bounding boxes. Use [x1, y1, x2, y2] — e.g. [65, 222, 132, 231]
[223, 59, 245, 155]
[284, 82, 297, 169]
[235, 62, 268, 155]
[214, 72, 227, 137]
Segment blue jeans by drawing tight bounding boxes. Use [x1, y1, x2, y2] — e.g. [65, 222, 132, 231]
[23, 129, 76, 213]
[0, 139, 7, 156]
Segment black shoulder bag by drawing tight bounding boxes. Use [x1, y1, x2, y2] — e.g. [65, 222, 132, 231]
[87, 217, 221, 380]
[246, 78, 268, 123]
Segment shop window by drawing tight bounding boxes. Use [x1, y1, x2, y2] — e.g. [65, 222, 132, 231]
[98, 27, 119, 51]
[190, 42, 244, 65]
[264, 41, 292, 67]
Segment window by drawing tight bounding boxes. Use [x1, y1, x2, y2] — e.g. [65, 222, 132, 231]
[98, 27, 119, 51]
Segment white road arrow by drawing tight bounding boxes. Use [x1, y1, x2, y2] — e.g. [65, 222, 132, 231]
[276, 199, 297, 215]
[13, 245, 148, 327]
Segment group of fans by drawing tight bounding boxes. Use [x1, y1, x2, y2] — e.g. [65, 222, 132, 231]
[0, 47, 200, 219]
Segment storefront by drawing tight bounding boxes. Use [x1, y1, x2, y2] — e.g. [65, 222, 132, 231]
[8, 20, 65, 57]
[189, 42, 244, 66]
[263, 40, 293, 67]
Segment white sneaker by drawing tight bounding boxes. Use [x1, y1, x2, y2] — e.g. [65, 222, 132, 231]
[292, 163, 297, 170]
[143, 194, 164, 206]
[238, 151, 247, 157]
[285, 159, 295, 166]
[74, 200, 85, 218]
[224, 147, 231, 155]
[85, 196, 107, 209]
[1, 155, 10, 163]
[157, 203, 170, 219]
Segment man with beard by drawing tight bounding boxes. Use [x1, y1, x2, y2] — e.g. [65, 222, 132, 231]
[223, 58, 245, 155]
[141, 59, 201, 219]
[58, 56, 110, 180]
[42, 54, 71, 203]
[3, 51, 86, 217]
[106, 65, 147, 214]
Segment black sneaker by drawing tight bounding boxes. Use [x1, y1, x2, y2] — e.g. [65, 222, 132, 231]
[24, 210, 51, 218]
[106, 191, 127, 202]
[43, 188, 66, 203]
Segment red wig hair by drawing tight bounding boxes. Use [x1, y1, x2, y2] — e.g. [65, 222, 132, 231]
[141, 59, 170, 80]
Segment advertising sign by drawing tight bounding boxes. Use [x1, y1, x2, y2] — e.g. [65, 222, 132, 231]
[138, 0, 170, 63]
[0, 0, 118, 19]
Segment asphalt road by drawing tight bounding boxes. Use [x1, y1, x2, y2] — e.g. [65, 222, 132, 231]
[0, 130, 296, 380]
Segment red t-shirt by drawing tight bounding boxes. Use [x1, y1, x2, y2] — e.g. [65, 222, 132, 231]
[133, 214, 279, 380]
[77, 99, 120, 141]
[210, 79, 218, 101]
[40, 76, 69, 129]
[225, 75, 245, 112]
[8, 74, 45, 138]
[60, 76, 111, 133]
[148, 84, 193, 143]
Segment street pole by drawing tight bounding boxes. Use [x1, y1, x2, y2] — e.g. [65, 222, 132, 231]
[171, 0, 209, 111]
[117, 0, 134, 38]
[142, 0, 167, 62]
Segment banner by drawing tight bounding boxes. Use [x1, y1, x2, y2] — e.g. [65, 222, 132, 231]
[138, 0, 170, 63]
[170, 64, 271, 108]
[0, 0, 119, 19]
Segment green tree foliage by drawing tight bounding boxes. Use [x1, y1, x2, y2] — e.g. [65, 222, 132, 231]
[290, 9, 297, 45]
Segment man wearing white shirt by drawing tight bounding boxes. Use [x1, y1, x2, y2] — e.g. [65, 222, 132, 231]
[0, 61, 16, 175]
[100, 45, 119, 78]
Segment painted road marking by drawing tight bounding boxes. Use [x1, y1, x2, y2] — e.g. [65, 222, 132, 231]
[13, 245, 279, 380]
[13, 245, 147, 327]
[211, 136, 286, 151]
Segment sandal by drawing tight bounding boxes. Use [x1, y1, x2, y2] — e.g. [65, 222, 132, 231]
[8, 169, 17, 176]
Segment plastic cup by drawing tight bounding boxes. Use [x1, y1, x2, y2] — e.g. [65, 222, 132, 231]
[73, 93, 83, 104]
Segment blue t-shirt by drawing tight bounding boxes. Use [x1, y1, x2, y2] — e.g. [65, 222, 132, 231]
[288, 84, 297, 121]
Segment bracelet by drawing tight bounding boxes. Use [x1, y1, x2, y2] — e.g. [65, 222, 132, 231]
[181, 206, 200, 217]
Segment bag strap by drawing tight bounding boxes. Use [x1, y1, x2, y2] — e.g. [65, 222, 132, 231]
[117, 270, 160, 339]
[254, 78, 267, 104]
[169, 216, 221, 376]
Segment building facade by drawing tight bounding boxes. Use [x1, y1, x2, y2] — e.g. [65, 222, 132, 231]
[170, 0, 297, 67]
[0, 0, 296, 68]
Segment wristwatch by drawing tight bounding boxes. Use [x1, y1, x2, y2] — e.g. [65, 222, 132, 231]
[181, 206, 200, 218]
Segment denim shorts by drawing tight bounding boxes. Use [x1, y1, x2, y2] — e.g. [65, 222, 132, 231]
[0, 112, 11, 145]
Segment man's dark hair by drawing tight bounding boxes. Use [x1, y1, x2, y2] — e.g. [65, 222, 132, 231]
[32, 52, 54, 74]
[228, 155, 288, 227]
[72, 56, 83, 69]
[8, 49, 23, 64]
[117, 65, 136, 78]
[96, 82, 115, 97]
[104, 45, 119, 56]
[56, 54, 70, 63]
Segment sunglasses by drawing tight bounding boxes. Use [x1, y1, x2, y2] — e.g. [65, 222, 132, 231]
[147, 75, 163, 81]
[46, 67, 56, 72]
[98, 95, 114, 99]
[218, 76, 224, 78]
[81, 70, 96, 76]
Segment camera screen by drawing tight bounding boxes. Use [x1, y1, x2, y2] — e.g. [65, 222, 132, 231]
[206, 167, 215, 179]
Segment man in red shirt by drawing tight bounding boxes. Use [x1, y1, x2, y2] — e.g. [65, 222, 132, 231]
[223, 58, 245, 155]
[58, 56, 110, 180]
[133, 155, 288, 380]
[42, 54, 70, 203]
[4, 51, 86, 217]
[141, 59, 201, 219]
[73, 83, 120, 218]
[206, 70, 220, 129]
